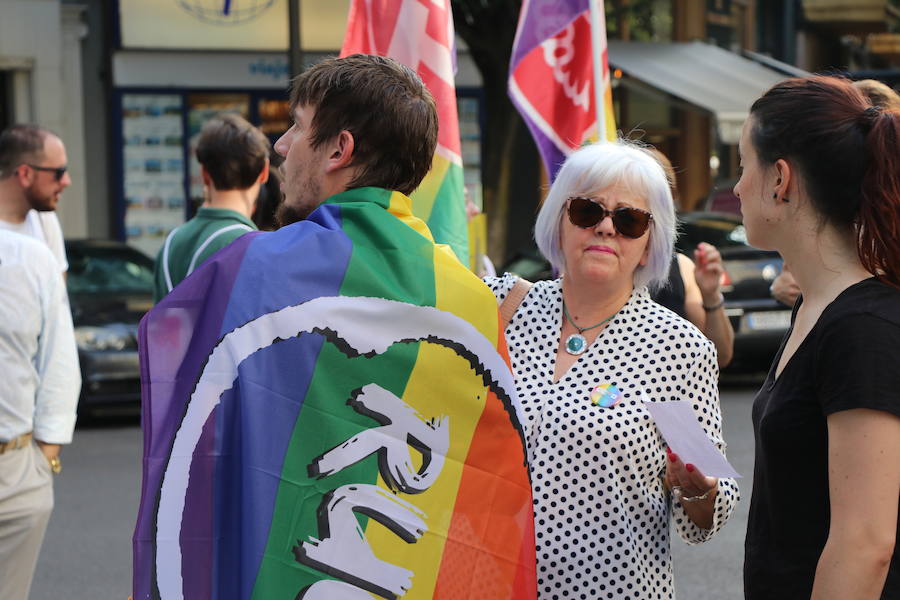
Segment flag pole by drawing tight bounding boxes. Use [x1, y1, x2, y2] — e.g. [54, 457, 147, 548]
[288, 0, 303, 78]
[588, 0, 607, 141]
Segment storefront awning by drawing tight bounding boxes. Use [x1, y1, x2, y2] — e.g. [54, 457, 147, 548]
[608, 41, 803, 144]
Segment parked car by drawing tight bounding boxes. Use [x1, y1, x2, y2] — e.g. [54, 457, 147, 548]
[676, 212, 790, 370]
[66, 240, 154, 414]
[500, 211, 791, 371]
[704, 178, 741, 215]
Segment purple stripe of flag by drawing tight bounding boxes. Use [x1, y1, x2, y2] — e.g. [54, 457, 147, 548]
[211, 206, 353, 600]
[510, 0, 589, 66]
[134, 231, 258, 599]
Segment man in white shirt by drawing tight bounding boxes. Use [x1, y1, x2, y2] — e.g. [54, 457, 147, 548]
[0, 125, 72, 274]
[0, 231, 79, 599]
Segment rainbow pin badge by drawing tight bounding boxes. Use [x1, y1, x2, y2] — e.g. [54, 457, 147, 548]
[590, 384, 622, 408]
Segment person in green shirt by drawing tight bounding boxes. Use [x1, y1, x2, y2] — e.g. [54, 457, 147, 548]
[154, 113, 270, 302]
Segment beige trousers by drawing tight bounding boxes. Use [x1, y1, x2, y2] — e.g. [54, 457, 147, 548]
[0, 442, 54, 600]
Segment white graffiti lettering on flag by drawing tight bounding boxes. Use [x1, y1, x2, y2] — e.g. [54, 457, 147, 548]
[299, 579, 382, 599]
[309, 384, 450, 494]
[540, 23, 591, 111]
[297, 384, 449, 598]
[296, 483, 428, 598]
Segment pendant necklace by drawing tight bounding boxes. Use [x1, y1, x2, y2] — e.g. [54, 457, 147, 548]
[562, 301, 617, 356]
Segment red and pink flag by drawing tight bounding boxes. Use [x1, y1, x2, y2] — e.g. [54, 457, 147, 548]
[341, 0, 468, 264]
[509, 0, 616, 180]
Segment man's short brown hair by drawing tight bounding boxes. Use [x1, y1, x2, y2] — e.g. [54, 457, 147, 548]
[0, 125, 51, 179]
[195, 114, 270, 191]
[289, 54, 438, 195]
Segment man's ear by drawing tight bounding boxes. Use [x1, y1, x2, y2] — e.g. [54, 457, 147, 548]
[14, 165, 33, 187]
[200, 166, 212, 188]
[325, 130, 355, 174]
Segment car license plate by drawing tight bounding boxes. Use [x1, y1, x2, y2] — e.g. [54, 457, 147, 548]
[745, 310, 792, 331]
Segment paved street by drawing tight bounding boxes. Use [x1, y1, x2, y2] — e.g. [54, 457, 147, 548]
[672, 381, 757, 600]
[30, 382, 760, 600]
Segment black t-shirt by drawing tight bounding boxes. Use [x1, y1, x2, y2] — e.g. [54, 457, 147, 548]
[744, 278, 900, 600]
[652, 255, 687, 318]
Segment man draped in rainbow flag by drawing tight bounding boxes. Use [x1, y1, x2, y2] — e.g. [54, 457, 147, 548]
[132, 55, 536, 600]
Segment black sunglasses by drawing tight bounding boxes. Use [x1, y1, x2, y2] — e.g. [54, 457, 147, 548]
[27, 164, 67, 182]
[567, 196, 653, 238]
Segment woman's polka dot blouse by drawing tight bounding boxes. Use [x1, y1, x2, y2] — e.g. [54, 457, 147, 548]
[486, 274, 740, 600]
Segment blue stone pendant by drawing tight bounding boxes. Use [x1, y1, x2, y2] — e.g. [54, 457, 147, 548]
[565, 333, 587, 355]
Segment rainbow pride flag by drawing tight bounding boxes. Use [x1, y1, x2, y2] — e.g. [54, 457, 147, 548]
[132, 187, 536, 600]
[340, 0, 468, 265]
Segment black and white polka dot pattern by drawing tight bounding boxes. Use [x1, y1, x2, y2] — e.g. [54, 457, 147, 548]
[486, 274, 739, 600]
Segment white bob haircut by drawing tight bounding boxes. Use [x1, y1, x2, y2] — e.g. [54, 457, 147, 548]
[534, 140, 677, 292]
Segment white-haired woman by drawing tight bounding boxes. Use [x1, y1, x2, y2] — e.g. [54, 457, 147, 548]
[486, 140, 739, 599]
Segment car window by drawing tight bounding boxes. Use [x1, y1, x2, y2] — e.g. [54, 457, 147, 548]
[67, 247, 154, 295]
[676, 218, 750, 253]
[504, 253, 554, 282]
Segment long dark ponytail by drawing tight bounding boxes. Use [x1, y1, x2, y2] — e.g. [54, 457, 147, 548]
[858, 108, 900, 287]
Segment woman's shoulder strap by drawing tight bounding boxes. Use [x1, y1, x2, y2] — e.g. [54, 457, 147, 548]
[499, 277, 533, 331]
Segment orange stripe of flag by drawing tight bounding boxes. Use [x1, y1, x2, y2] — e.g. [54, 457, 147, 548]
[433, 334, 536, 598]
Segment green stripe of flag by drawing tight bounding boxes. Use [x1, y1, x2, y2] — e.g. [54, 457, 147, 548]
[251, 189, 437, 598]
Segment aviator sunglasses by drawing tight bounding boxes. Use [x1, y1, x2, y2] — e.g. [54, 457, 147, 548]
[27, 164, 68, 182]
[566, 196, 653, 238]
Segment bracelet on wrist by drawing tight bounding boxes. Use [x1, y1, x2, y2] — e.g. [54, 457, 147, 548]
[673, 485, 714, 503]
[702, 294, 725, 312]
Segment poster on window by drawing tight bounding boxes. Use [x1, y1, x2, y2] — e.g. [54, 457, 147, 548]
[122, 93, 186, 259]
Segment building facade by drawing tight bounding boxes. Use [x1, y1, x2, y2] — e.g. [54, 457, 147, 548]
[0, 0, 90, 237]
[4, 0, 896, 258]
[80, 0, 484, 258]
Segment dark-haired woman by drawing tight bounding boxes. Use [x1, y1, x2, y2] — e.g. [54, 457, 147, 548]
[737, 76, 900, 600]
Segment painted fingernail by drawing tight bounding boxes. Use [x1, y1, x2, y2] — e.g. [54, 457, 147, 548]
[686, 463, 695, 473]
[669, 453, 678, 463]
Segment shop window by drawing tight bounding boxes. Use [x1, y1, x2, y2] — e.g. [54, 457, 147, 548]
[121, 93, 186, 259]
[707, 0, 735, 49]
[625, 85, 675, 131]
[258, 98, 291, 139]
[619, 82, 678, 152]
